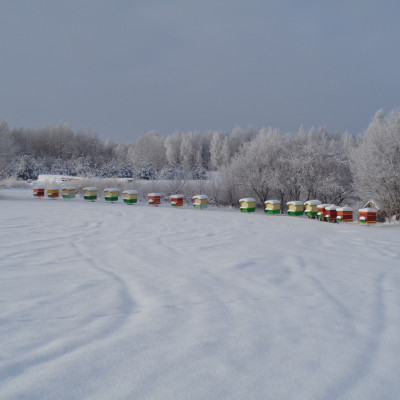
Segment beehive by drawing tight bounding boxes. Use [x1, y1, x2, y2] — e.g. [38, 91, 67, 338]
[62, 186, 76, 199]
[192, 195, 208, 209]
[83, 187, 98, 201]
[287, 201, 303, 216]
[264, 200, 281, 214]
[336, 206, 353, 223]
[317, 204, 330, 220]
[304, 200, 321, 218]
[122, 190, 138, 204]
[170, 194, 184, 207]
[239, 198, 256, 213]
[104, 188, 119, 202]
[359, 208, 377, 224]
[148, 193, 161, 205]
[47, 188, 59, 199]
[325, 205, 338, 222]
[33, 186, 45, 198]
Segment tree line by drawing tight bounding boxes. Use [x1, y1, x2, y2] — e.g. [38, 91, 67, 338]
[1, 109, 399, 219]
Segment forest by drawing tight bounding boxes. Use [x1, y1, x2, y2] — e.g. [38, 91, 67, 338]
[1, 109, 399, 219]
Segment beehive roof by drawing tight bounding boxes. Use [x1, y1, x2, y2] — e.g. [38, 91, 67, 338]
[33, 185, 45, 189]
[359, 208, 377, 213]
[304, 200, 321, 206]
[192, 195, 208, 199]
[104, 188, 120, 192]
[317, 204, 330, 208]
[47, 187, 59, 191]
[265, 199, 280, 204]
[63, 186, 76, 190]
[170, 194, 184, 198]
[325, 205, 338, 210]
[287, 201, 303, 206]
[148, 193, 161, 196]
[83, 187, 98, 191]
[239, 198, 256, 203]
[337, 206, 353, 211]
[122, 190, 138, 194]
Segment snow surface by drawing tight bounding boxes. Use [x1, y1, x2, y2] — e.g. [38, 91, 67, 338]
[1, 188, 400, 400]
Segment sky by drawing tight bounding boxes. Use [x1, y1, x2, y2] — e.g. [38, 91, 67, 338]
[1, 0, 400, 142]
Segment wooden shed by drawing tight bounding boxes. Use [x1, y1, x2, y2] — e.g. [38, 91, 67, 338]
[122, 190, 138, 204]
[317, 204, 330, 221]
[336, 206, 353, 223]
[104, 188, 119, 202]
[148, 193, 161, 206]
[33, 186, 45, 198]
[325, 205, 338, 222]
[239, 198, 256, 213]
[193, 195, 208, 209]
[62, 186, 76, 199]
[83, 187, 98, 201]
[170, 194, 184, 207]
[304, 200, 321, 218]
[264, 200, 281, 214]
[47, 188, 59, 199]
[287, 201, 303, 216]
[359, 208, 377, 224]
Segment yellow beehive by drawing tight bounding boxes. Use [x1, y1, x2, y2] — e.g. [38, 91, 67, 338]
[264, 200, 280, 214]
[239, 198, 256, 213]
[193, 195, 208, 209]
[287, 201, 303, 216]
[83, 187, 98, 201]
[104, 188, 119, 202]
[47, 188, 59, 199]
[122, 190, 138, 204]
[304, 200, 321, 218]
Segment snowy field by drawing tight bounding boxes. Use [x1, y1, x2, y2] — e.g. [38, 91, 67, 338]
[1, 188, 400, 400]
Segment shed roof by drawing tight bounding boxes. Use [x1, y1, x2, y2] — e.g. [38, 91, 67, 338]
[363, 199, 383, 210]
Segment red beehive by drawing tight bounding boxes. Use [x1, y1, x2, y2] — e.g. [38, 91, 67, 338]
[33, 186, 45, 198]
[359, 208, 377, 224]
[325, 205, 338, 222]
[148, 193, 161, 206]
[170, 194, 184, 207]
[317, 204, 330, 221]
[336, 207, 353, 223]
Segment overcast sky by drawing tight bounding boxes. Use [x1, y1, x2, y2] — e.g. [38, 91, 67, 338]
[1, 0, 399, 142]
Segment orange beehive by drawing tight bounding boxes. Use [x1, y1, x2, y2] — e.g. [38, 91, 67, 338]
[148, 193, 161, 206]
[47, 188, 59, 199]
[170, 194, 184, 207]
[336, 207, 353, 223]
[359, 208, 377, 224]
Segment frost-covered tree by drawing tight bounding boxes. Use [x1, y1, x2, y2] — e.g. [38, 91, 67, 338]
[351, 109, 400, 219]
[180, 131, 202, 169]
[165, 131, 183, 165]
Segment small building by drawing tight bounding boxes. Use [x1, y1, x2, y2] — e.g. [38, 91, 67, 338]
[170, 194, 184, 207]
[33, 186, 45, 198]
[337, 206, 353, 223]
[239, 198, 256, 213]
[304, 200, 321, 218]
[47, 188, 59, 199]
[83, 187, 98, 201]
[359, 208, 377, 224]
[264, 200, 281, 214]
[148, 193, 161, 206]
[193, 195, 208, 209]
[317, 204, 330, 221]
[62, 186, 76, 199]
[287, 201, 303, 216]
[122, 190, 138, 204]
[325, 205, 338, 222]
[104, 188, 119, 202]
